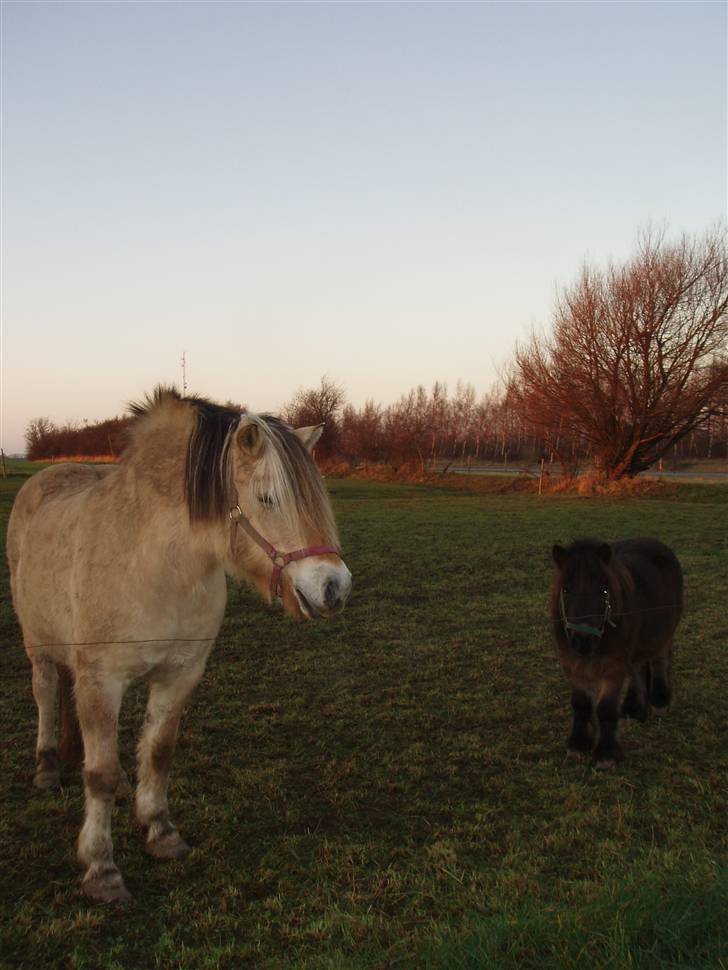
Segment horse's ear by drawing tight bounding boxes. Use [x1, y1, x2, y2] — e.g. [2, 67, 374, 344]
[552, 544, 566, 567]
[294, 424, 324, 453]
[237, 419, 264, 458]
[597, 543, 612, 564]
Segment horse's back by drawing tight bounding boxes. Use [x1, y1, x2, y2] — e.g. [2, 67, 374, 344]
[8, 464, 115, 556]
[7, 464, 118, 639]
[612, 538, 682, 588]
[612, 537, 683, 640]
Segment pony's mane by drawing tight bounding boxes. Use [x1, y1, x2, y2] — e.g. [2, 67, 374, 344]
[127, 387, 336, 541]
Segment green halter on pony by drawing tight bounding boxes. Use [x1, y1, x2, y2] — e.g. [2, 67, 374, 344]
[559, 587, 617, 640]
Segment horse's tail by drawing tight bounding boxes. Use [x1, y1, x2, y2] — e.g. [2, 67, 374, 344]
[58, 664, 84, 766]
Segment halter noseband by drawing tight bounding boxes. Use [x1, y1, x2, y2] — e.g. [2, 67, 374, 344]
[229, 505, 340, 599]
[559, 587, 617, 641]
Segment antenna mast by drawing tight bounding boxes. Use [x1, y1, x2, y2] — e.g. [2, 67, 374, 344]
[181, 351, 187, 395]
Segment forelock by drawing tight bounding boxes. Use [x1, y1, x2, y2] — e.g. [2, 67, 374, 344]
[248, 415, 337, 540]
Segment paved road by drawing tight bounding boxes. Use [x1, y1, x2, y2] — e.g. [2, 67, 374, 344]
[450, 466, 728, 481]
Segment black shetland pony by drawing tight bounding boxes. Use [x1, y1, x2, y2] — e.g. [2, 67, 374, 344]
[550, 538, 683, 769]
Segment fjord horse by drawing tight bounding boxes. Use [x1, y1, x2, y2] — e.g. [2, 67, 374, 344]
[550, 538, 682, 768]
[7, 388, 351, 902]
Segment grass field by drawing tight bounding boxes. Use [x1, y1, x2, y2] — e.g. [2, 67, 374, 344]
[1, 471, 726, 969]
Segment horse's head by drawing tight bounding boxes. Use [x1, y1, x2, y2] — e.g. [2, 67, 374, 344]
[227, 415, 352, 620]
[552, 540, 616, 657]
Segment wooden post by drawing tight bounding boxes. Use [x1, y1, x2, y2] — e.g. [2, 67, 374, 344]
[1, 449, 6, 479]
[538, 457, 545, 495]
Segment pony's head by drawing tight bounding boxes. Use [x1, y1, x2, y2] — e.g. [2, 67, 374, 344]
[551, 540, 617, 657]
[184, 399, 351, 620]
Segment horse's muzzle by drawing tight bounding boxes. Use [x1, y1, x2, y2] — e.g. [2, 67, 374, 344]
[293, 563, 352, 619]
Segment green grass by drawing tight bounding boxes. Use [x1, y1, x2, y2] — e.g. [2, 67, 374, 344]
[1, 475, 726, 969]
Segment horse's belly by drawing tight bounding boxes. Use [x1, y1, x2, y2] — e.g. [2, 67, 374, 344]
[89, 638, 216, 680]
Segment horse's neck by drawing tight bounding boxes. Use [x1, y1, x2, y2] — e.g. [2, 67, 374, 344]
[117, 459, 227, 576]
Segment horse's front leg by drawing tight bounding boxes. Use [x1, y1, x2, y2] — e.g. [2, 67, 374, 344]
[74, 671, 129, 903]
[593, 676, 626, 769]
[566, 687, 595, 756]
[136, 652, 209, 860]
[649, 643, 673, 712]
[621, 664, 650, 721]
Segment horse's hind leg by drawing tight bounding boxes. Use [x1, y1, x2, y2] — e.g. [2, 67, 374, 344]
[29, 654, 61, 789]
[621, 664, 649, 721]
[649, 643, 673, 713]
[135, 653, 209, 861]
[74, 671, 130, 903]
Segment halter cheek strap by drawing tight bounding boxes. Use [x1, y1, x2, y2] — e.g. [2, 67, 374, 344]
[559, 588, 617, 640]
[229, 505, 340, 599]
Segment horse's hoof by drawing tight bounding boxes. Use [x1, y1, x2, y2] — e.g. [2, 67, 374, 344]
[146, 829, 191, 861]
[594, 758, 617, 771]
[565, 747, 591, 761]
[82, 865, 131, 904]
[651, 704, 670, 717]
[620, 704, 648, 721]
[33, 769, 61, 789]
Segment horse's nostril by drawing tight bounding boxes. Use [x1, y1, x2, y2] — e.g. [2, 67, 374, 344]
[324, 579, 339, 609]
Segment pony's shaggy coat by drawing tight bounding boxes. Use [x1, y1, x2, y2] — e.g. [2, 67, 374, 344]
[7, 388, 348, 903]
[550, 537, 683, 768]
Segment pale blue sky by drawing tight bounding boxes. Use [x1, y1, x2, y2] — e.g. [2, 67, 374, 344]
[2, 0, 726, 454]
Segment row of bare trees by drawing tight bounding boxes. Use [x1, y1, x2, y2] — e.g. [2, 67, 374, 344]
[281, 228, 728, 478]
[26, 226, 728, 478]
[25, 417, 130, 461]
[281, 376, 728, 473]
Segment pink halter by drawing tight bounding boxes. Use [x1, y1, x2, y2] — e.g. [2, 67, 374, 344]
[229, 505, 340, 599]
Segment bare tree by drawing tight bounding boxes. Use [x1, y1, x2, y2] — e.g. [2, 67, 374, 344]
[24, 417, 57, 459]
[281, 376, 346, 458]
[512, 226, 728, 478]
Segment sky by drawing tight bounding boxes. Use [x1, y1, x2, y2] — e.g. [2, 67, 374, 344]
[1, 0, 726, 455]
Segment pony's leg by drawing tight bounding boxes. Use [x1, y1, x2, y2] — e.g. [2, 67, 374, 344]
[593, 677, 625, 769]
[566, 688, 595, 755]
[135, 654, 208, 860]
[649, 644, 672, 712]
[30, 655, 61, 789]
[621, 664, 649, 721]
[74, 671, 129, 903]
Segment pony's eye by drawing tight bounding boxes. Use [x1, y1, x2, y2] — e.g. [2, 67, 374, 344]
[257, 493, 275, 509]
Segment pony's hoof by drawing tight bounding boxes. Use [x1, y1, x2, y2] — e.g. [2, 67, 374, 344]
[82, 865, 131, 904]
[594, 758, 618, 771]
[620, 702, 648, 721]
[33, 769, 61, 789]
[565, 747, 590, 761]
[651, 704, 670, 717]
[146, 829, 191, 861]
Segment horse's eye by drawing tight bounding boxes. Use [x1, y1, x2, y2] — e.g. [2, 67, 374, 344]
[257, 493, 275, 509]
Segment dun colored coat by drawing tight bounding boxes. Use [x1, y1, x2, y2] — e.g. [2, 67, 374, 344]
[7, 388, 351, 902]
